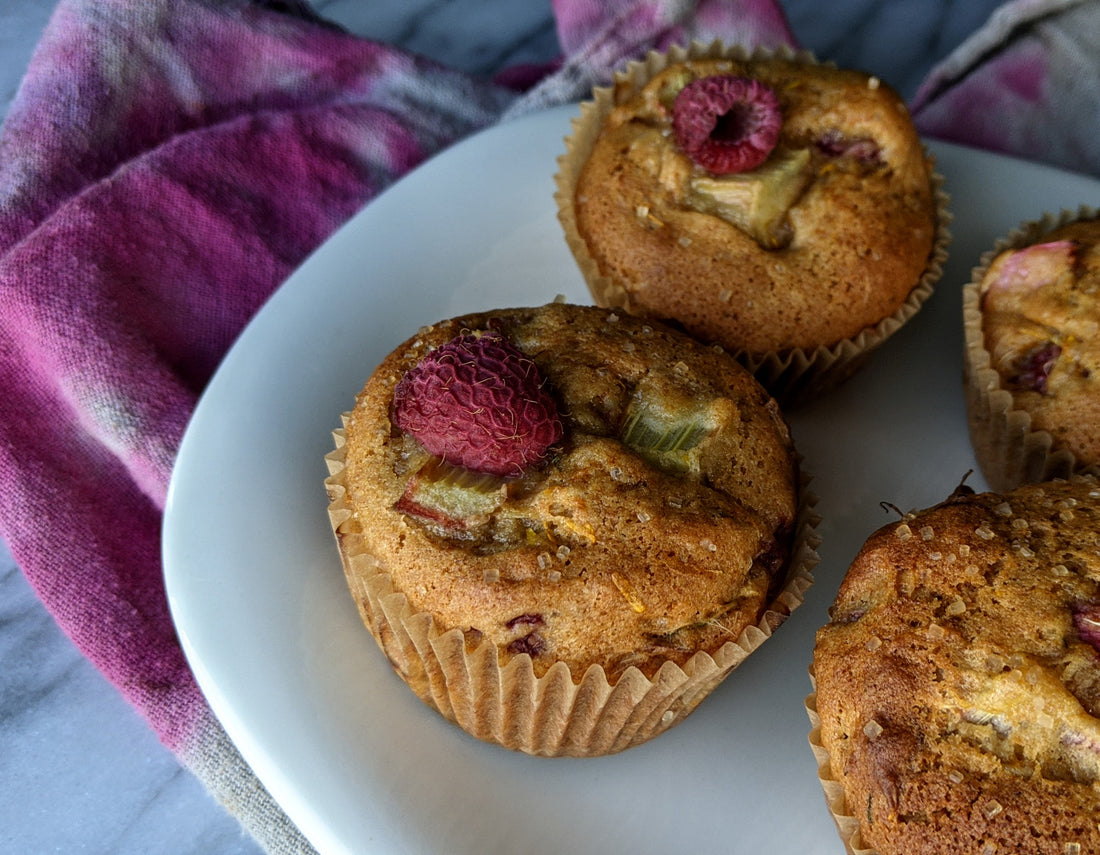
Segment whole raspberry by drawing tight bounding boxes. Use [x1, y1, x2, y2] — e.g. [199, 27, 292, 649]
[671, 75, 781, 174]
[392, 331, 562, 478]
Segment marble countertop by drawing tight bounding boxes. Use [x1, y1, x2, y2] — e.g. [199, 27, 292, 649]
[0, 0, 1005, 852]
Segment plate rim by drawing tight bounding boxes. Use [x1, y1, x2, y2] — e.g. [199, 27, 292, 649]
[163, 103, 1100, 855]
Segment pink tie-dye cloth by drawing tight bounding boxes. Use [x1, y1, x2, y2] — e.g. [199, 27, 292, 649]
[0, 0, 1096, 852]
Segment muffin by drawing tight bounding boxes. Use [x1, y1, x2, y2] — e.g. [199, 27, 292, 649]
[963, 207, 1100, 492]
[809, 477, 1100, 855]
[555, 41, 948, 402]
[325, 301, 818, 756]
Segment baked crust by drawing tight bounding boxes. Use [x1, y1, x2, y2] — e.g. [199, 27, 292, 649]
[813, 479, 1100, 855]
[340, 302, 799, 681]
[572, 56, 937, 354]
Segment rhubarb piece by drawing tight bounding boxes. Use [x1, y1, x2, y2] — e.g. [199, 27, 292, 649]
[619, 385, 720, 475]
[815, 131, 882, 164]
[655, 67, 694, 110]
[620, 403, 709, 456]
[983, 240, 1077, 303]
[671, 75, 781, 174]
[689, 147, 811, 248]
[392, 331, 562, 477]
[394, 458, 507, 530]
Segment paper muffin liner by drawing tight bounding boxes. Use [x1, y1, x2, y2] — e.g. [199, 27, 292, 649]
[806, 677, 878, 855]
[962, 204, 1100, 492]
[324, 415, 821, 757]
[554, 40, 951, 406]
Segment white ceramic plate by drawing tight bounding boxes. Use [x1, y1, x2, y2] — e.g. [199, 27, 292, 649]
[164, 104, 1100, 855]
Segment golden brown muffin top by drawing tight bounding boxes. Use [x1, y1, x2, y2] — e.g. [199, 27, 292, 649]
[573, 57, 937, 353]
[814, 478, 1100, 855]
[341, 302, 799, 680]
[980, 218, 1100, 466]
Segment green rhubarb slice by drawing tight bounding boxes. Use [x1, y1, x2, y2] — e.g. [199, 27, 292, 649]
[688, 146, 811, 248]
[619, 385, 721, 475]
[656, 67, 695, 110]
[395, 457, 507, 530]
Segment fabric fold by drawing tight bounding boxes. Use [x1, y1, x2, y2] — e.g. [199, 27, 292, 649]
[911, 0, 1100, 176]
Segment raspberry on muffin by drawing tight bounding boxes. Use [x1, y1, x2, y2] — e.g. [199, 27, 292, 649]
[671, 75, 781, 174]
[391, 330, 562, 479]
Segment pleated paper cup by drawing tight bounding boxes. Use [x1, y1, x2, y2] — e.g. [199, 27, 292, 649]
[962, 205, 1100, 492]
[554, 40, 950, 405]
[325, 417, 820, 757]
[806, 678, 879, 855]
